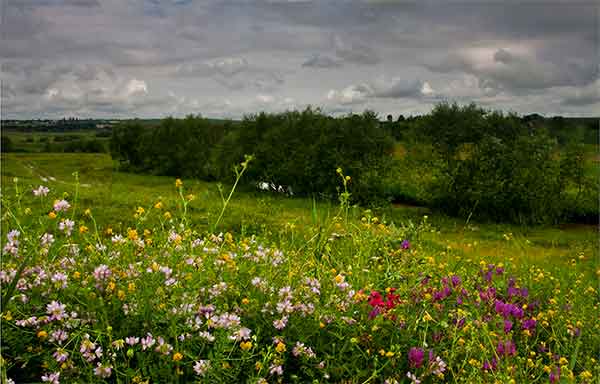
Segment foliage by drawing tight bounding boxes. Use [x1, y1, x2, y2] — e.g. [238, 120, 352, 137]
[415, 103, 590, 224]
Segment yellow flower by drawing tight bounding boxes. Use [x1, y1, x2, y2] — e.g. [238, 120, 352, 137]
[164, 211, 172, 220]
[128, 282, 136, 292]
[79, 225, 89, 234]
[84, 208, 92, 216]
[172, 352, 183, 361]
[559, 357, 568, 365]
[48, 211, 57, 219]
[186, 194, 196, 201]
[385, 351, 395, 358]
[175, 178, 183, 188]
[3, 311, 13, 321]
[240, 341, 253, 351]
[117, 290, 125, 300]
[73, 271, 81, 279]
[37, 330, 48, 339]
[136, 207, 145, 215]
[580, 371, 592, 380]
[154, 201, 163, 209]
[241, 298, 250, 305]
[255, 362, 262, 371]
[423, 312, 434, 322]
[127, 228, 138, 241]
[106, 227, 113, 235]
[24, 208, 32, 215]
[275, 342, 286, 353]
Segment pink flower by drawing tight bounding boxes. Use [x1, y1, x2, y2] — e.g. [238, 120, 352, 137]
[53, 200, 71, 212]
[41, 372, 60, 384]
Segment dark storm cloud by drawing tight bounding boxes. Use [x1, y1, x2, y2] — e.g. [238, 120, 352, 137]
[1, 0, 597, 118]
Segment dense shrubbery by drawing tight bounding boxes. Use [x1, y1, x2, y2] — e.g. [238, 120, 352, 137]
[414, 103, 592, 224]
[111, 108, 394, 203]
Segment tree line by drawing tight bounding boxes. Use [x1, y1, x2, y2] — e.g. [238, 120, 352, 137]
[109, 104, 596, 224]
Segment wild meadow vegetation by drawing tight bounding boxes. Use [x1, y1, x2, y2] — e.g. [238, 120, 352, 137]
[1, 103, 599, 383]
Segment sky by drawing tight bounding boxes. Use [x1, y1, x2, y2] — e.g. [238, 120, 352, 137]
[1, 0, 598, 119]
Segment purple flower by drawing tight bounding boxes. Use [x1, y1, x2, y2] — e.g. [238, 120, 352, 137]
[401, 239, 410, 249]
[504, 320, 513, 334]
[522, 318, 537, 331]
[408, 347, 424, 368]
[451, 275, 461, 287]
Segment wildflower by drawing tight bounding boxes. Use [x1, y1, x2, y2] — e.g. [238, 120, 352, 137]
[48, 211, 57, 219]
[79, 225, 88, 234]
[40, 233, 54, 247]
[269, 364, 283, 376]
[94, 363, 113, 378]
[406, 372, 421, 384]
[173, 352, 183, 361]
[93, 264, 112, 281]
[37, 330, 48, 339]
[41, 372, 60, 384]
[47, 300, 66, 321]
[193, 360, 211, 376]
[113, 339, 125, 350]
[141, 333, 155, 350]
[273, 316, 288, 330]
[276, 341, 286, 353]
[125, 337, 139, 346]
[33, 185, 50, 197]
[58, 219, 75, 236]
[175, 178, 183, 188]
[53, 199, 71, 212]
[53, 348, 69, 363]
[401, 239, 411, 249]
[240, 341, 253, 351]
[408, 347, 424, 368]
[154, 201, 163, 209]
[49, 329, 68, 344]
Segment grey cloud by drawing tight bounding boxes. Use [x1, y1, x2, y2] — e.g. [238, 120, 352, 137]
[1, 0, 597, 118]
[302, 54, 342, 68]
[373, 79, 425, 98]
[333, 36, 380, 66]
[561, 80, 600, 106]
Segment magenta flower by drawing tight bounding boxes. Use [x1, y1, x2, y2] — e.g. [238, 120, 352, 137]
[408, 347, 424, 368]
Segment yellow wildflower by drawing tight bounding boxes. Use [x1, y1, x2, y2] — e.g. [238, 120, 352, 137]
[79, 225, 89, 234]
[37, 330, 48, 339]
[48, 211, 57, 219]
[275, 342, 286, 353]
[172, 352, 183, 361]
[240, 341, 252, 351]
[175, 178, 183, 188]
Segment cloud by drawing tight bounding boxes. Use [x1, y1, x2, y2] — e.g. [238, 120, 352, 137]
[426, 45, 596, 93]
[333, 36, 380, 65]
[302, 54, 342, 68]
[0, 1, 597, 118]
[327, 84, 373, 105]
[560, 80, 600, 107]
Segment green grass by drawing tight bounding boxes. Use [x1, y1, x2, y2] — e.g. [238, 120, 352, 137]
[1, 153, 599, 383]
[2, 153, 597, 269]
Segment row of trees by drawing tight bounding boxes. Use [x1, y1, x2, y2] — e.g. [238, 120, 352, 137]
[110, 108, 394, 202]
[110, 104, 595, 224]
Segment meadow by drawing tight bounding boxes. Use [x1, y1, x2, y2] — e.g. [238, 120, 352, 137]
[1, 152, 598, 383]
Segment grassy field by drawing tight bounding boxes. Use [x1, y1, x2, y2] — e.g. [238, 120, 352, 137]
[1, 153, 597, 264]
[1, 153, 599, 383]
